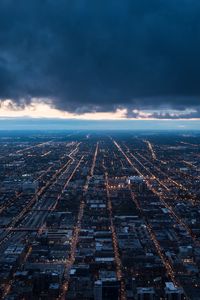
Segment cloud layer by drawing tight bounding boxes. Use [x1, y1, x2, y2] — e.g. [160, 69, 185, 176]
[0, 0, 200, 116]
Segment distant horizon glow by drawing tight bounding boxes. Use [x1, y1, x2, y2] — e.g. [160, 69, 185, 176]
[0, 99, 200, 123]
[0, 117, 200, 131]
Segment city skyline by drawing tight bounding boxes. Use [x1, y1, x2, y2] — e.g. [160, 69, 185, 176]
[0, 130, 199, 299]
[0, 2, 200, 298]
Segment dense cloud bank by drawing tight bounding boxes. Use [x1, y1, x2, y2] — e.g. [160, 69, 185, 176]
[0, 0, 200, 116]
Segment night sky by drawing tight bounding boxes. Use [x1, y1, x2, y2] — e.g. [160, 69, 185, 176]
[0, 0, 200, 125]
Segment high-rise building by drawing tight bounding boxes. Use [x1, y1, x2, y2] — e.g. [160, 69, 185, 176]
[165, 282, 184, 300]
[94, 280, 102, 300]
[94, 279, 119, 300]
[136, 287, 155, 300]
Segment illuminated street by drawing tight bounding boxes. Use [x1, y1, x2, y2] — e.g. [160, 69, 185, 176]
[0, 131, 200, 299]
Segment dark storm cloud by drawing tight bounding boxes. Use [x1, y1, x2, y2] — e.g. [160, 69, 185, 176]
[126, 108, 200, 119]
[0, 0, 200, 114]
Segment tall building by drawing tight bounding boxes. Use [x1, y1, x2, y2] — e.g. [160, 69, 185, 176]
[94, 279, 119, 300]
[22, 180, 38, 194]
[136, 287, 155, 300]
[165, 282, 184, 300]
[94, 280, 102, 300]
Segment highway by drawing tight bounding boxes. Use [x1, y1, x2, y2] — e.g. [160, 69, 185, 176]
[112, 138, 187, 294]
[119, 141, 200, 244]
[60, 142, 99, 299]
[105, 171, 127, 300]
[0, 143, 81, 252]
